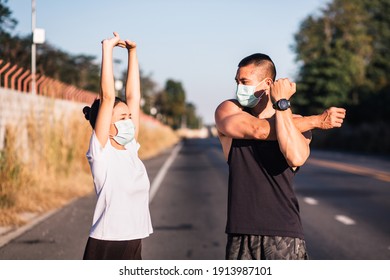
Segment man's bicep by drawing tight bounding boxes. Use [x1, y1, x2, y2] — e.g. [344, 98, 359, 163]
[215, 99, 274, 140]
[217, 113, 251, 138]
[215, 100, 245, 137]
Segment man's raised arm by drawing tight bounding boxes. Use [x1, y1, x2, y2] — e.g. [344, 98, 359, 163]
[215, 99, 346, 140]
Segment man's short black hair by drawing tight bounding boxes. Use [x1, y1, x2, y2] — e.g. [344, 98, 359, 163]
[238, 53, 277, 81]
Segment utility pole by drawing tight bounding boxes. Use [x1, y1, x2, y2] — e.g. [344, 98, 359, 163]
[31, 0, 36, 94]
[31, 0, 45, 95]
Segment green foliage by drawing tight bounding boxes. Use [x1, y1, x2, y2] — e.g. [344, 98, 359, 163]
[292, 0, 389, 122]
[156, 79, 186, 129]
[142, 76, 202, 130]
[185, 102, 202, 129]
[165, 79, 186, 119]
[137, 70, 159, 116]
[0, 33, 101, 92]
[0, 0, 17, 34]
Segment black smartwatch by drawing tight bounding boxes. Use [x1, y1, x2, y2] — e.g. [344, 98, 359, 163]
[273, 98, 290, 111]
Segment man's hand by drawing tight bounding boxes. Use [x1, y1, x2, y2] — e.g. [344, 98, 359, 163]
[270, 78, 296, 103]
[318, 107, 346, 129]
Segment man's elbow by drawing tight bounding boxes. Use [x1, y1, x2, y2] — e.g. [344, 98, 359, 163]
[252, 125, 268, 140]
[287, 149, 310, 167]
[287, 157, 307, 168]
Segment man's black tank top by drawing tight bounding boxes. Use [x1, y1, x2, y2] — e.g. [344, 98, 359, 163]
[226, 138, 304, 239]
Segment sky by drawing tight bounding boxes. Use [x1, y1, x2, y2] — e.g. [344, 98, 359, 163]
[7, 0, 329, 125]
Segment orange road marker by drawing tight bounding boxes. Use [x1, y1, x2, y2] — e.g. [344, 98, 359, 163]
[307, 158, 390, 183]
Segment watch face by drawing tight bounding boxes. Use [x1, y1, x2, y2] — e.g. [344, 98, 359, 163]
[279, 99, 289, 110]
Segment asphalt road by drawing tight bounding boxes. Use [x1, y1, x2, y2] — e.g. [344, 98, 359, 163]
[0, 137, 389, 260]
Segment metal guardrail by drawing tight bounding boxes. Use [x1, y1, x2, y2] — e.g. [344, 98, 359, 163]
[0, 58, 164, 127]
[0, 59, 97, 105]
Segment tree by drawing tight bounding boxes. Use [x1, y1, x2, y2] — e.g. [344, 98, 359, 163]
[139, 70, 159, 116]
[292, 0, 378, 116]
[0, 0, 17, 35]
[163, 79, 186, 128]
[293, 0, 390, 121]
[152, 79, 202, 129]
[185, 102, 201, 129]
[0, 1, 29, 69]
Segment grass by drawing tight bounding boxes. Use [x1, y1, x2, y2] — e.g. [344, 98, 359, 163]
[138, 121, 180, 159]
[0, 109, 179, 227]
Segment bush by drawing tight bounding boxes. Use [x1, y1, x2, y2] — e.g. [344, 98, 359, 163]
[311, 121, 390, 155]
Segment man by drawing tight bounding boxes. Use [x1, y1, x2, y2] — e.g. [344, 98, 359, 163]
[214, 53, 346, 260]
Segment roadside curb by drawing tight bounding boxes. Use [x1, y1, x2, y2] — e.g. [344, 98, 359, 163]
[0, 207, 63, 249]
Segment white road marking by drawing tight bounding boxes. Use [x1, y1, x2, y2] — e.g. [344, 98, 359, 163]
[303, 197, 319, 205]
[149, 142, 183, 202]
[335, 215, 356, 225]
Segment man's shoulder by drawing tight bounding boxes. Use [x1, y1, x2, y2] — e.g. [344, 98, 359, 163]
[221, 98, 241, 106]
[216, 99, 243, 112]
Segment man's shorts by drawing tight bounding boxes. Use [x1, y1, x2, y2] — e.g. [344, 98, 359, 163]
[226, 234, 309, 260]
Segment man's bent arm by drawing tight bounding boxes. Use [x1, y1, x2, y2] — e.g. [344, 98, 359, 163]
[272, 79, 311, 167]
[275, 108, 311, 167]
[215, 99, 346, 140]
[215, 100, 275, 140]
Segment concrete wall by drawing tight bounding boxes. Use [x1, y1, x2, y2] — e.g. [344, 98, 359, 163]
[0, 88, 86, 151]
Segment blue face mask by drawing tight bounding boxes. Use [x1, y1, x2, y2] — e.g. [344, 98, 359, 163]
[236, 79, 267, 108]
[112, 119, 135, 146]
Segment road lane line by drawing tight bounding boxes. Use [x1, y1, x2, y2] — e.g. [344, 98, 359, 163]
[335, 215, 356, 225]
[307, 158, 390, 183]
[303, 197, 319, 205]
[149, 142, 183, 202]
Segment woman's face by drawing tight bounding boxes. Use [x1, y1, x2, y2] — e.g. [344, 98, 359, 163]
[109, 102, 131, 136]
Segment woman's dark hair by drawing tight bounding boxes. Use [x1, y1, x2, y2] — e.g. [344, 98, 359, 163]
[238, 53, 277, 81]
[83, 97, 125, 129]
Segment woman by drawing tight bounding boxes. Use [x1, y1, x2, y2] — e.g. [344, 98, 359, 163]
[82, 32, 153, 260]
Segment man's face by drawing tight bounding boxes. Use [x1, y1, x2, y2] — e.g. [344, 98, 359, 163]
[235, 64, 269, 97]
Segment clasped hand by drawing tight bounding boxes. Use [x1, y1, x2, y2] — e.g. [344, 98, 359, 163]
[101, 32, 136, 50]
[270, 78, 296, 102]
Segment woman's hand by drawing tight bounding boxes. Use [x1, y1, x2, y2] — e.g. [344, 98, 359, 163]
[117, 39, 137, 51]
[101, 32, 121, 49]
[125, 39, 137, 50]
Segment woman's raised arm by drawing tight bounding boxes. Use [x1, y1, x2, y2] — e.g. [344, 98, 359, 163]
[94, 32, 121, 147]
[123, 39, 141, 141]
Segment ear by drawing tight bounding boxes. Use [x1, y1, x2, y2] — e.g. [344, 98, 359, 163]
[265, 77, 273, 87]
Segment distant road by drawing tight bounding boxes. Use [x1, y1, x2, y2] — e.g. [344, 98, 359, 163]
[0, 138, 389, 260]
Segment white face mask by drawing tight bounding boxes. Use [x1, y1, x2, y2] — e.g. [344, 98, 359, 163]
[111, 119, 135, 146]
[235, 79, 267, 108]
